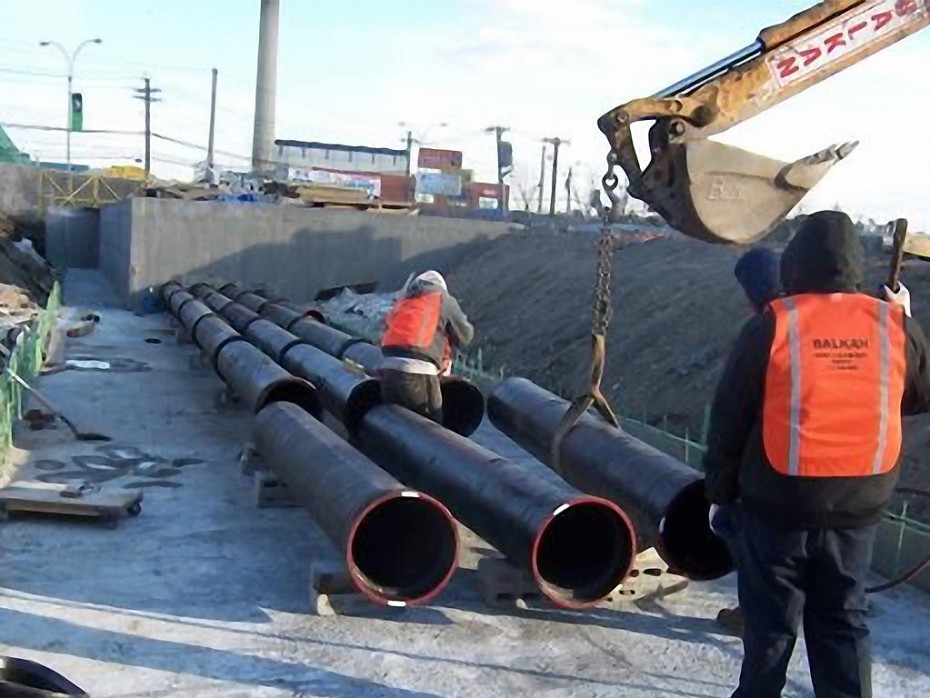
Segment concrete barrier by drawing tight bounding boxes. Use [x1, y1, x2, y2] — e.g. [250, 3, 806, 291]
[99, 198, 516, 309]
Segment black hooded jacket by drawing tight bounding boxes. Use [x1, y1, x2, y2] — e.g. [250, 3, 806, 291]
[704, 211, 930, 528]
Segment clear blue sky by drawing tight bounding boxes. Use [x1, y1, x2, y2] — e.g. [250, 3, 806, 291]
[1, 0, 928, 225]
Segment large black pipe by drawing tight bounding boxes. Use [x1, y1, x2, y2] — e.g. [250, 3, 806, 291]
[202, 290, 234, 314]
[245, 319, 304, 364]
[341, 342, 485, 438]
[216, 339, 321, 417]
[254, 403, 459, 605]
[168, 289, 195, 318]
[189, 282, 214, 298]
[289, 317, 362, 358]
[177, 298, 215, 338]
[487, 378, 733, 581]
[192, 315, 246, 371]
[161, 281, 186, 306]
[280, 343, 382, 434]
[218, 282, 241, 297]
[236, 291, 274, 315]
[261, 303, 325, 329]
[219, 303, 261, 334]
[355, 405, 636, 608]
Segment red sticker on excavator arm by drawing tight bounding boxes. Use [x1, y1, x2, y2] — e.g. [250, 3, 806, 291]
[767, 0, 925, 87]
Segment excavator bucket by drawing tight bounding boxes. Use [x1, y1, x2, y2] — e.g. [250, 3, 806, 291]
[637, 138, 858, 245]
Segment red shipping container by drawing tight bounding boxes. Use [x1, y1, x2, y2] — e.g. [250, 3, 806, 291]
[417, 148, 463, 171]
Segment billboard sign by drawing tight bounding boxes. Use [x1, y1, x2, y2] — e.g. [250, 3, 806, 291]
[289, 168, 381, 198]
[417, 147, 463, 171]
[415, 172, 462, 197]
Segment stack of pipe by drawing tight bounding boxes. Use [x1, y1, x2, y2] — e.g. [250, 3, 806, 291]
[487, 378, 733, 581]
[176, 284, 640, 606]
[160, 282, 459, 606]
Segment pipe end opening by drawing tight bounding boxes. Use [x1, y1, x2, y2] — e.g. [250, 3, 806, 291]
[439, 379, 486, 437]
[348, 493, 459, 605]
[344, 380, 383, 434]
[533, 498, 636, 608]
[258, 378, 322, 419]
[659, 480, 733, 580]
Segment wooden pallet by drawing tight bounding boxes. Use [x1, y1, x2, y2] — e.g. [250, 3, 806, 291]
[0, 483, 143, 529]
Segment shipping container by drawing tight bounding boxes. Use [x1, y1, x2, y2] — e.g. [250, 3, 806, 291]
[417, 148, 463, 171]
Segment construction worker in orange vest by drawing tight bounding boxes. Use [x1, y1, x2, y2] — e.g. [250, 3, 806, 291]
[380, 270, 474, 423]
[704, 211, 930, 698]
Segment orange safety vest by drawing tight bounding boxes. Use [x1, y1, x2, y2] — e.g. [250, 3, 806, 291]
[763, 294, 907, 478]
[381, 292, 442, 352]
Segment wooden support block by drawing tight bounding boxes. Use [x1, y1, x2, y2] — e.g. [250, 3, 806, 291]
[308, 560, 400, 617]
[188, 352, 210, 371]
[0, 484, 143, 529]
[253, 469, 298, 509]
[599, 548, 689, 608]
[239, 442, 259, 476]
[174, 327, 192, 345]
[476, 556, 545, 609]
[214, 386, 240, 410]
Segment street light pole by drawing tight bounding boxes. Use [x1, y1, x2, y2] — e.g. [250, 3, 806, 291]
[39, 38, 103, 171]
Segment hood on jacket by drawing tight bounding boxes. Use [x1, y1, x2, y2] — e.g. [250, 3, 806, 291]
[406, 270, 448, 296]
[780, 210, 864, 295]
[735, 248, 781, 312]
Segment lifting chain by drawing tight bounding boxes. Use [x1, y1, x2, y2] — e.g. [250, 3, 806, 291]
[550, 150, 622, 469]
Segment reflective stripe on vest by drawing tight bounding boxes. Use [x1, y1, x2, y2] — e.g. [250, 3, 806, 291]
[381, 292, 442, 352]
[763, 294, 907, 478]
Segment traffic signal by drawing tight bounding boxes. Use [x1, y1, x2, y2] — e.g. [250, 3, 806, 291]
[70, 93, 83, 132]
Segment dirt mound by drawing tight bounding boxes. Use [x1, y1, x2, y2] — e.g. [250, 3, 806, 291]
[0, 214, 54, 328]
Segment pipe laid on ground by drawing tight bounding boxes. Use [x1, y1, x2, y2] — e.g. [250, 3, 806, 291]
[244, 318, 305, 364]
[189, 282, 214, 298]
[219, 302, 261, 334]
[191, 315, 246, 371]
[161, 281, 186, 306]
[254, 403, 459, 605]
[177, 298, 215, 338]
[341, 341, 485, 437]
[487, 378, 733, 581]
[261, 303, 326, 330]
[236, 291, 275, 315]
[288, 317, 362, 358]
[167, 289, 195, 317]
[280, 343, 382, 434]
[202, 290, 234, 315]
[216, 338, 320, 417]
[355, 405, 636, 608]
[218, 282, 241, 297]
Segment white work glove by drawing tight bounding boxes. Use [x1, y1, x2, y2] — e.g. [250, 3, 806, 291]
[884, 282, 912, 317]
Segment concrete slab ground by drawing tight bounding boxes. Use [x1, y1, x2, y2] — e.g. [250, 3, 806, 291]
[1, 270, 929, 697]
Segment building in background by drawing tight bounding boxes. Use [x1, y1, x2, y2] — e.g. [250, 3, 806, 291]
[274, 140, 409, 175]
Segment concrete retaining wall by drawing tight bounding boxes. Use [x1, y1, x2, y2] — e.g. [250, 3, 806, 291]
[107, 198, 515, 308]
[45, 207, 100, 269]
[0, 162, 39, 216]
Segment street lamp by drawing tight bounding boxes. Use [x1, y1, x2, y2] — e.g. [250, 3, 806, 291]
[39, 38, 103, 170]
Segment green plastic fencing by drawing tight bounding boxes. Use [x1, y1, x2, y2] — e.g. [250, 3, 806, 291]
[0, 282, 61, 474]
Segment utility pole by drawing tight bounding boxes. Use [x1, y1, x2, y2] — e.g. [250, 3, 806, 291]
[133, 78, 162, 181]
[485, 125, 510, 215]
[207, 68, 218, 171]
[404, 130, 414, 177]
[543, 137, 569, 216]
[536, 144, 547, 214]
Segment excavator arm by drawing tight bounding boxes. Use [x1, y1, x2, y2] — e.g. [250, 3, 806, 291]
[598, 0, 930, 244]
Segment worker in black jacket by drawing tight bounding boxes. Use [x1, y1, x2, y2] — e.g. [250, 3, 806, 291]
[704, 210, 930, 698]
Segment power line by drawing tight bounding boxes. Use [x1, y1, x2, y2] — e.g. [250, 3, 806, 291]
[0, 123, 144, 136]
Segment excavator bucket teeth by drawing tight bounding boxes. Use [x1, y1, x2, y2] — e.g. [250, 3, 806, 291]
[637, 139, 857, 244]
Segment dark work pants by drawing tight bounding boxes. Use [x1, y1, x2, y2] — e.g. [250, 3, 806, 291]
[379, 369, 443, 424]
[733, 508, 877, 698]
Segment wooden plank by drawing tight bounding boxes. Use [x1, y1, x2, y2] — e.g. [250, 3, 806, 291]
[0, 484, 142, 523]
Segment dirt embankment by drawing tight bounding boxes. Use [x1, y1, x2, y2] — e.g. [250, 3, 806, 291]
[445, 229, 930, 518]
